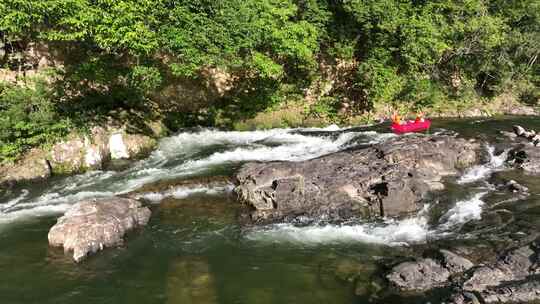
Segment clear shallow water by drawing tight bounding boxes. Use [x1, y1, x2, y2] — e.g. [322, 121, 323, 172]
[1, 116, 540, 303]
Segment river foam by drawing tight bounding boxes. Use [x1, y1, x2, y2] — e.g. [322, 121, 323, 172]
[134, 185, 234, 203]
[247, 192, 489, 246]
[246, 217, 429, 246]
[437, 192, 487, 231]
[1, 127, 395, 224]
[457, 146, 507, 184]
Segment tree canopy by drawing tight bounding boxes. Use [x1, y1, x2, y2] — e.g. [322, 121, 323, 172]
[0, 0, 538, 161]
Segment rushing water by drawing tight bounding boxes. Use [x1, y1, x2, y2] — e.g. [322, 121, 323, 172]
[1, 116, 540, 304]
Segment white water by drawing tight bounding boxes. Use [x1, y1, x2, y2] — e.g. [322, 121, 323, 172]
[134, 185, 234, 203]
[457, 145, 507, 184]
[246, 216, 430, 246]
[0, 126, 495, 247]
[437, 192, 487, 231]
[248, 192, 489, 246]
[0, 189, 29, 213]
[1, 127, 394, 225]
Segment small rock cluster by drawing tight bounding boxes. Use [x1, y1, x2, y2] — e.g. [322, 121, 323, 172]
[48, 197, 151, 262]
[513, 125, 540, 146]
[386, 239, 540, 304]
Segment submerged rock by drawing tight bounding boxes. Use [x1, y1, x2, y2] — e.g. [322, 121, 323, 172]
[167, 257, 218, 304]
[235, 135, 479, 224]
[48, 197, 151, 262]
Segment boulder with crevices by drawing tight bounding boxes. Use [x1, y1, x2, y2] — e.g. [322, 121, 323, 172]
[48, 197, 151, 262]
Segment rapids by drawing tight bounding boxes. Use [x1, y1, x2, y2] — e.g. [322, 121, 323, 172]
[1, 116, 540, 304]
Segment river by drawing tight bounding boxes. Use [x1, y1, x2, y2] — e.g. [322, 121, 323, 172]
[1, 116, 539, 303]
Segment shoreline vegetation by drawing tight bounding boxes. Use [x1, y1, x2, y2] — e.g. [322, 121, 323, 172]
[0, 0, 538, 185]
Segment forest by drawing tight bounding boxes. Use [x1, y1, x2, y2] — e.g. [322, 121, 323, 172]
[0, 0, 538, 162]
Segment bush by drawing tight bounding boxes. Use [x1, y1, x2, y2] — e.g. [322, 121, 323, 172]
[0, 77, 70, 163]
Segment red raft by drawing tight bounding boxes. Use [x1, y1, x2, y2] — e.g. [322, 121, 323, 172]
[391, 119, 431, 134]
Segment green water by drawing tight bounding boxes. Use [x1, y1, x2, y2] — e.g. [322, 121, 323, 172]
[1, 116, 540, 304]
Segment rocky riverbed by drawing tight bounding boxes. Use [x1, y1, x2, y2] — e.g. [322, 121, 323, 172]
[1, 117, 540, 304]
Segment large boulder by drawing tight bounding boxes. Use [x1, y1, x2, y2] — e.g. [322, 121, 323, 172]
[48, 197, 151, 262]
[235, 135, 480, 224]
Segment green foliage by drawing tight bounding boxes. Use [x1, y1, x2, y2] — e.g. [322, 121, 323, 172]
[401, 77, 446, 109]
[308, 96, 340, 120]
[356, 59, 404, 107]
[0, 78, 70, 163]
[128, 65, 162, 94]
[0, 0, 538, 160]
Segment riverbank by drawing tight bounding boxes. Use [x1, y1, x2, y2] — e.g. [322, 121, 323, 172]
[1, 98, 537, 191]
[232, 92, 538, 130]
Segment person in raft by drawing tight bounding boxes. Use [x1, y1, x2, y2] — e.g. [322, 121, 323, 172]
[392, 112, 424, 125]
[414, 112, 425, 123]
[391, 113, 404, 125]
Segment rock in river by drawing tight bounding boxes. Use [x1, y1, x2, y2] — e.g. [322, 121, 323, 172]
[235, 135, 479, 224]
[386, 249, 474, 292]
[507, 144, 540, 174]
[48, 197, 151, 262]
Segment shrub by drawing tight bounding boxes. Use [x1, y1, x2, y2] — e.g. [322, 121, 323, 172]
[0, 77, 70, 163]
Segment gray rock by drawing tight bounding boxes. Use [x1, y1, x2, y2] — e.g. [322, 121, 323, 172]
[48, 197, 151, 262]
[440, 249, 475, 274]
[512, 125, 540, 145]
[464, 244, 538, 292]
[462, 266, 508, 292]
[505, 180, 529, 193]
[387, 259, 450, 291]
[449, 291, 481, 304]
[507, 145, 540, 174]
[513, 125, 526, 137]
[235, 135, 479, 224]
[451, 280, 540, 304]
[387, 250, 474, 292]
[481, 280, 540, 303]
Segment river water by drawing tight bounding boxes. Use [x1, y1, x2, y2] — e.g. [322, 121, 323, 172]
[1, 116, 540, 303]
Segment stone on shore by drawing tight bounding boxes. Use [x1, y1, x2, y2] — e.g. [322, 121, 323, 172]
[48, 197, 151, 262]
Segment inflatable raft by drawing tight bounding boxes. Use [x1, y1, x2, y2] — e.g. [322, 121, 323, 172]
[391, 119, 431, 134]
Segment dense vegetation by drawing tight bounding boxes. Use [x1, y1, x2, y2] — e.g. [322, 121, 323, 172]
[0, 0, 538, 162]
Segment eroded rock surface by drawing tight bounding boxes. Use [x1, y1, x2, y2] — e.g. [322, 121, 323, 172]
[48, 197, 151, 262]
[463, 243, 539, 292]
[384, 239, 540, 303]
[235, 135, 479, 224]
[387, 250, 474, 292]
